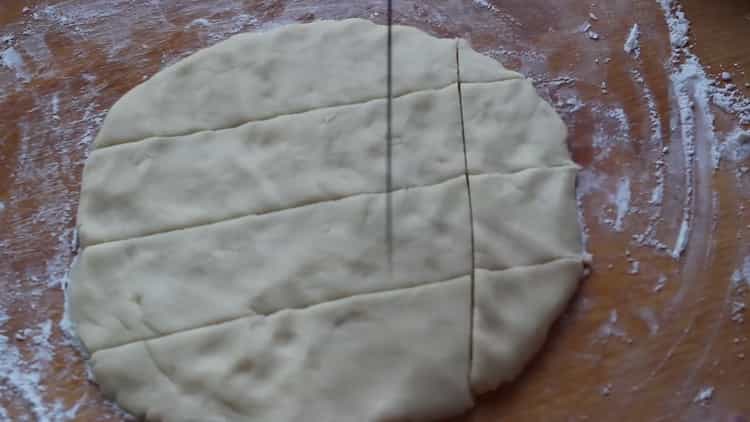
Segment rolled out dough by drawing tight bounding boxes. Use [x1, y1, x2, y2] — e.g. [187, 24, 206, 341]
[71, 18, 583, 422]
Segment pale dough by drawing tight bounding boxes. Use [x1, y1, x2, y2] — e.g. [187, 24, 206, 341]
[71, 18, 583, 422]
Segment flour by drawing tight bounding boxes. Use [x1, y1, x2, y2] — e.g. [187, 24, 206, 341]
[693, 386, 714, 403]
[187, 18, 211, 28]
[1, 47, 30, 82]
[472, 0, 499, 13]
[0, 318, 74, 422]
[650, 181, 664, 205]
[725, 129, 750, 162]
[731, 269, 744, 288]
[614, 177, 631, 232]
[654, 274, 668, 292]
[672, 218, 690, 258]
[623, 24, 640, 56]
[636, 307, 660, 335]
[0, 5, 107, 418]
[659, 2, 703, 259]
[596, 309, 633, 344]
[628, 260, 640, 275]
[628, 65, 671, 252]
[659, 0, 689, 48]
[591, 104, 631, 160]
[730, 301, 746, 323]
[660, 0, 750, 169]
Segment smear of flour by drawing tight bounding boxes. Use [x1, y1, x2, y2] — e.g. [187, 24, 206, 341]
[693, 386, 714, 403]
[472, 0, 499, 13]
[659, 0, 750, 162]
[628, 63, 672, 251]
[0, 4, 113, 417]
[1, 47, 30, 82]
[614, 177, 631, 232]
[623, 24, 640, 56]
[672, 218, 690, 258]
[636, 307, 660, 335]
[187, 18, 211, 28]
[660, 0, 689, 48]
[725, 129, 750, 162]
[0, 317, 75, 422]
[591, 104, 631, 160]
[596, 309, 633, 344]
[651, 0, 750, 270]
[654, 274, 668, 292]
[658, 2, 701, 259]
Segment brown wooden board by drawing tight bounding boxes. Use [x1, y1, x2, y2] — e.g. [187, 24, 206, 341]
[1, 0, 748, 420]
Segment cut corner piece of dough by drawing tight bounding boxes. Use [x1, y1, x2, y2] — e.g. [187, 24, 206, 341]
[471, 167, 583, 271]
[457, 38, 523, 84]
[469, 258, 583, 396]
[93, 18, 460, 150]
[90, 277, 475, 422]
[460, 78, 575, 175]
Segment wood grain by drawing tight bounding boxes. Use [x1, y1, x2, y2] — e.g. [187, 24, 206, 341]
[0, 0, 748, 421]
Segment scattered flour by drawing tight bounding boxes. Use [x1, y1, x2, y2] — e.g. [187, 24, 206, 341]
[672, 218, 690, 258]
[654, 274, 668, 292]
[623, 24, 640, 56]
[693, 386, 714, 403]
[1, 47, 31, 82]
[731, 269, 744, 287]
[596, 309, 633, 344]
[724, 129, 750, 162]
[591, 104, 631, 160]
[628, 260, 640, 275]
[650, 181, 664, 205]
[0, 317, 70, 422]
[628, 65, 671, 252]
[614, 177, 631, 232]
[730, 301, 746, 323]
[636, 307, 660, 335]
[659, 0, 689, 48]
[187, 18, 211, 28]
[472, 0, 500, 13]
[660, 0, 750, 162]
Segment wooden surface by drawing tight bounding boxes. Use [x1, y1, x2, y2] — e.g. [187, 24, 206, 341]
[1, 0, 749, 421]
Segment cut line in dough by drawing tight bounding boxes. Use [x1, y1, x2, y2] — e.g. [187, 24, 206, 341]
[455, 44, 478, 390]
[91, 79, 518, 153]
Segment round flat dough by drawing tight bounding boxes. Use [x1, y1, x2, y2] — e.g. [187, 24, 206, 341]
[71, 18, 583, 422]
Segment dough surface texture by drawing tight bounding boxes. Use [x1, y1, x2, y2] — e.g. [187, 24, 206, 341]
[72, 18, 583, 422]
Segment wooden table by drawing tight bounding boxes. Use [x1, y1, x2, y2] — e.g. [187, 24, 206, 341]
[1, 0, 748, 420]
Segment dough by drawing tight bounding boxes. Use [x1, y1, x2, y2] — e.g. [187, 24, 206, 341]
[71, 18, 583, 422]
